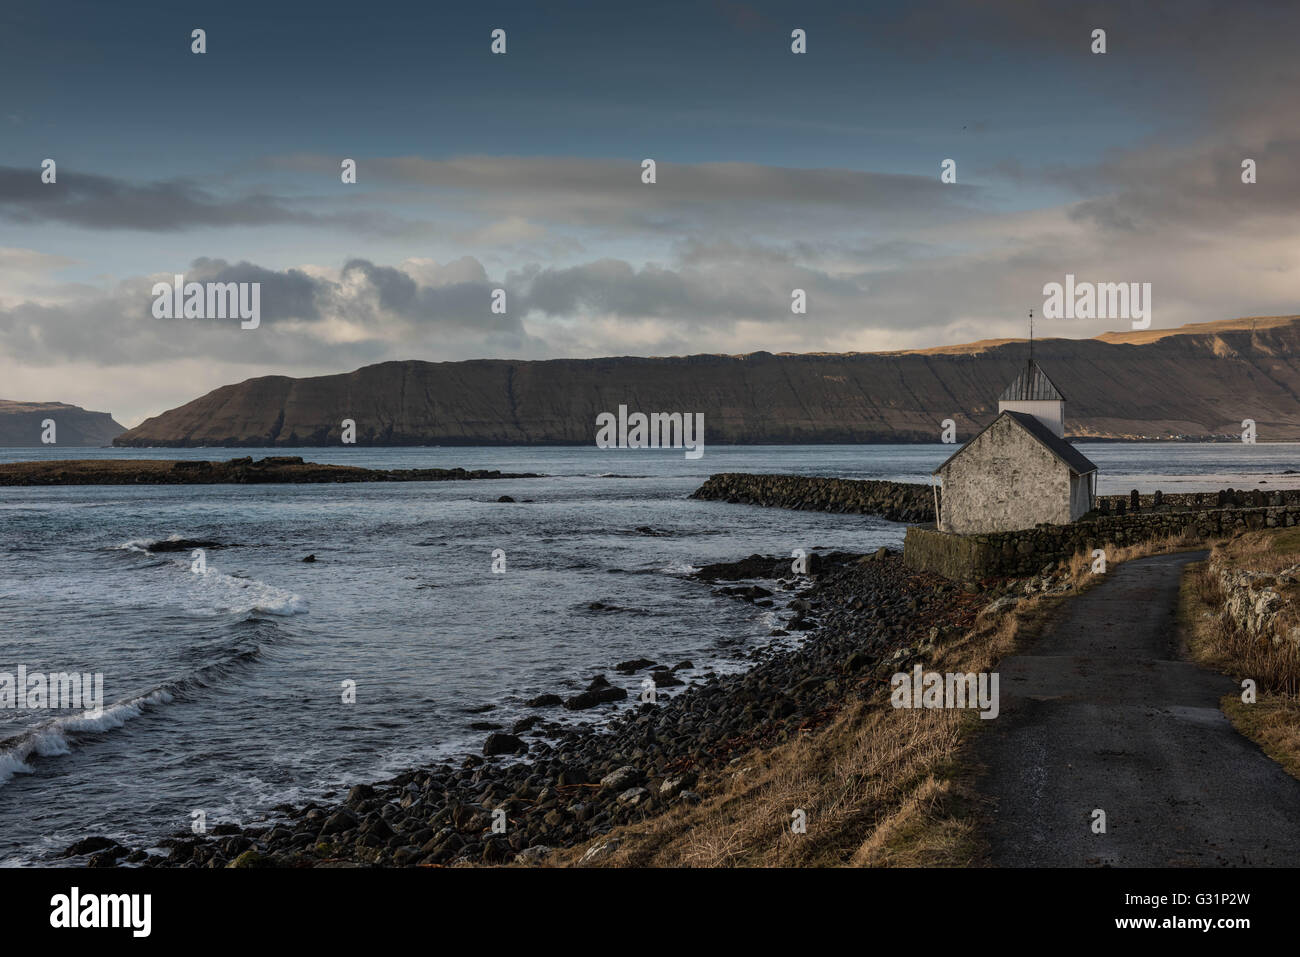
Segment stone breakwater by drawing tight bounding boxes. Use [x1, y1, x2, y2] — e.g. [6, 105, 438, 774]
[64, 552, 992, 868]
[907, 502, 1300, 580]
[0, 456, 541, 486]
[691, 473, 934, 523]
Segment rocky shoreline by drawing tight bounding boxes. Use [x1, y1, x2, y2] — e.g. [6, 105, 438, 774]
[0, 456, 541, 486]
[59, 550, 1000, 868]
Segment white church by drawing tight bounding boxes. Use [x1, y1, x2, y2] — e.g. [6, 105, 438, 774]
[932, 360, 1099, 534]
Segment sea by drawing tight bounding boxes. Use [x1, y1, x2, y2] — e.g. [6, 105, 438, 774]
[1, 442, 1297, 865]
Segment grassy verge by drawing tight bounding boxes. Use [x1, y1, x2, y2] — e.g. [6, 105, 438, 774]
[1179, 528, 1300, 781]
[550, 534, 1205, 868]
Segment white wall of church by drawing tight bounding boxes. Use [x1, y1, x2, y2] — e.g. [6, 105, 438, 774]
[996, 399, 1064, 437]
[938, 415, 1073, 533]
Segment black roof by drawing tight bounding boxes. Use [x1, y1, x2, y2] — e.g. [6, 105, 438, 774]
[999, 361, 1065, 402]
[933, 410, 1098, 476]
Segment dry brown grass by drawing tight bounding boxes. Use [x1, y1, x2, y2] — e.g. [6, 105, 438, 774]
[549, 535, 1226, 868]
[1186, 530, 1300, 693]
[1180, 528, 1300, 777]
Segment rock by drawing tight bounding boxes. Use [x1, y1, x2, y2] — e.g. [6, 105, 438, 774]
[511, 715, 541, 733]
[319, 809, 359, 836]
[563, 685, 627, 710]
[843, 651, 872, 672]
[526, 693, 563, 708]
[980, 595, 1019, 617]
[483, 732, 528, 757]
[498, 495, 516, 503]
[599, 766, 645, 792]
[301, 554, 316, 562]
[227, 849, 273, 868]
[659, 771, 698, 800]
[360, 815, 395, 840]
[579, 839, 621, 865]
[345, 784, 376, 807]
[86, 845, 128, 867]
[60, 835, 119, 857]
[514, 845, 552, 865]
[614, 658, 656, 673]
[392, 846, 420, 866]
[617, 786, 651, 806]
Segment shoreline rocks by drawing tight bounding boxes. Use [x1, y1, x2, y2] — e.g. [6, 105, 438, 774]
[83, 551, 995, 869]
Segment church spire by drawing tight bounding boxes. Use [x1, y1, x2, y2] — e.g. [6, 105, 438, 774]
[1028, 307, 1034, 378]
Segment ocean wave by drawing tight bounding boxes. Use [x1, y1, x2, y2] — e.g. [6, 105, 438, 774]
[186, 568, 306, 616]
[0, 688, 174, 786]
[0, 634, 275, 787]
[114, 535, 306, 616]
[114, 534, 179, 554]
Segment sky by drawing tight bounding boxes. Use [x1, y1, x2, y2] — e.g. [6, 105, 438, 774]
[2, 0, 1298, 426]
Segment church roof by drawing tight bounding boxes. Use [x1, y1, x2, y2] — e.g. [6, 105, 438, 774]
[933, 410, 1098, 476]
[999, 361, 1065, 402]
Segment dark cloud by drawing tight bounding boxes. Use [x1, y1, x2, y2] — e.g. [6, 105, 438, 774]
[190, 258, 327, 320]
[0, 167, 425, 235]
[340, 258, 517, 332]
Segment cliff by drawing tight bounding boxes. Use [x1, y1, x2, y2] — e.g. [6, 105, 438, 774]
[0, 400, 126, 447]
[114, 315, 1300, 446]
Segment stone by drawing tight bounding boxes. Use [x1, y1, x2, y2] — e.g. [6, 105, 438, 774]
[515, 845, 552, 865]
[599, 766, 644, 792]
[579, 839, 621, 865]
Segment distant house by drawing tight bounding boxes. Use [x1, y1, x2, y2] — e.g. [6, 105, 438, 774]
[933, 361, 1098, 533]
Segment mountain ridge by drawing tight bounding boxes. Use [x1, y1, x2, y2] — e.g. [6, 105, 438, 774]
[0, 400, 126, 447]
[113, 315, 1300, 446]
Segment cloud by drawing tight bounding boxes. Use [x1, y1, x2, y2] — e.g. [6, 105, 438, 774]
[0, 167, 425, 235]
[269, 154, 982, 236]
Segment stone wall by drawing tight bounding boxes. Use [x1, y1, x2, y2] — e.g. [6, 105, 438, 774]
[1211, 554, 1300, 651]
[900, 525, 995, 579]
[690, 473, 934, 523]
[1096, 487, 1300, 513]
[906, 503, 1300, 580]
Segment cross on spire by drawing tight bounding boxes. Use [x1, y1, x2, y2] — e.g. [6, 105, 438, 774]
[1028, 307, 1035, 371]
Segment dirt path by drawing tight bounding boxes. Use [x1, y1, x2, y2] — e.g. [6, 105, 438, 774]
[972, 550, 1300, 866]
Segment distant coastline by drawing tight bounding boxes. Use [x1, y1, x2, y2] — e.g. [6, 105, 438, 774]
[0, 456, 541, 486]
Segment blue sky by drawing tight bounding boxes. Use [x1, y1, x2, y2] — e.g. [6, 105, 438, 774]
[2, 0, 1298, 424]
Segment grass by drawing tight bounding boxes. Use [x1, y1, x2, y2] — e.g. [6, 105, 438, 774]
[1179, 527, 1300, 779]
[550, 534, 1208, 868]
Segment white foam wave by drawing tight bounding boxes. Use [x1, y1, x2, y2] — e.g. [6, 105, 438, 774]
[187, 568, 306, 616]
[0, 689, 174, 786]
[114, 532, 185, 554]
